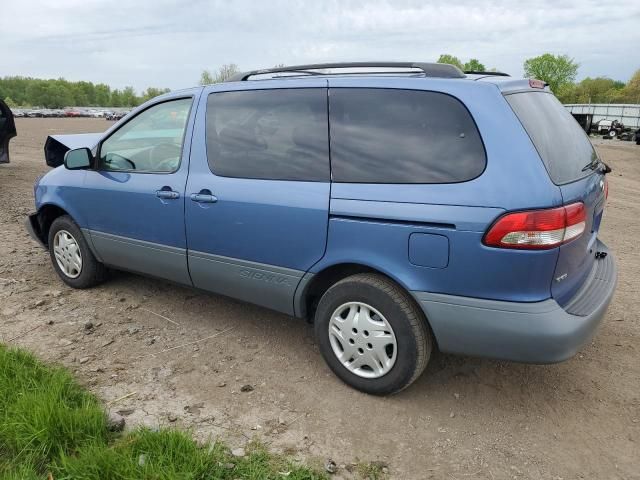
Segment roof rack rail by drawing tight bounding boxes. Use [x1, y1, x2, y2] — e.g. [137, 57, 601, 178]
[227, 62, 466, 82]
[464, 70, 510, 77]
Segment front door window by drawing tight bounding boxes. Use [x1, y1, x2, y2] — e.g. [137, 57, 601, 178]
[99, 98, 192, 173]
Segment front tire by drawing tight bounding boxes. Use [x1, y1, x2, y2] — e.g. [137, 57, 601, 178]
[48, 215, 108, 288]
[314, 273, 432, 395]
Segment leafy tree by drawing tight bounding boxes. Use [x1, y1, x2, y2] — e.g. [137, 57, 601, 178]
[110, 89, 123, 107]
[216, 64, 239, 82]
[141, 87, 171, 103]
[573, 77, 624, 103]
[438, 55, 492, 72]
[463, 59, 486, 72]
[619, 69, 640, 103]
[523, 54, 579, 94]
[437, 54, 464, 70]
[200, 64, 240, 85]
[200, 70, 215, 85]
[121, 86, 138, 107]
[94, 84, 111, 107]
[3, 96, 17, 108]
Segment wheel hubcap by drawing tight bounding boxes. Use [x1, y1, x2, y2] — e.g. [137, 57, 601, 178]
[53, 230, 82, 279]
[328, 302, 397, 379]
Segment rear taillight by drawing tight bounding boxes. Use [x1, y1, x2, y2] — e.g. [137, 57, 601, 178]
[484, 203, 586, 250]
[604, 178, 609, 200]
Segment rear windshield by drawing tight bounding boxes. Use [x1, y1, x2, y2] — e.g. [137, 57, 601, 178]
[506, 92, 597, 184]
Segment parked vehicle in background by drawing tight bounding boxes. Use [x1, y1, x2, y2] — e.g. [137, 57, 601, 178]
[105, 111, 128, 121]
[25, 109, 44, 118]
[26, 62, 617, 394]
[0, 100, 17, 163]
[86, 109, 105, 118]
[598, 119, 625, 138]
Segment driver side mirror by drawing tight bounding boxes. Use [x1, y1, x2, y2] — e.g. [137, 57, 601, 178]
[64, 148, 93, 170]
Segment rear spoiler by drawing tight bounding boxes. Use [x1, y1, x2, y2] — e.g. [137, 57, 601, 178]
[44, 133, 103, 167]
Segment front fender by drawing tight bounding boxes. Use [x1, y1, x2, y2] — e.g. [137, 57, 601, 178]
[35, 168, 90, 229]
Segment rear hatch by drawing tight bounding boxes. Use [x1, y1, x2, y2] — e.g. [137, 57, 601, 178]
[506, 91, 608, 307]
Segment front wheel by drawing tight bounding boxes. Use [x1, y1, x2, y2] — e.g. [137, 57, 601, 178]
[48, 215, 108, 288]
[314, 273, 432, 395]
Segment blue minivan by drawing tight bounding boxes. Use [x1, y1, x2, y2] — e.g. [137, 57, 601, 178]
[27, 63, 617, 394]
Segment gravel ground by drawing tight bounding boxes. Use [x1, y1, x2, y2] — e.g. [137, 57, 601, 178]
[1, 118, 639, 479]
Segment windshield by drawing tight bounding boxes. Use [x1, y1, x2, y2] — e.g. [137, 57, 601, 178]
[506, 92, 597, 185]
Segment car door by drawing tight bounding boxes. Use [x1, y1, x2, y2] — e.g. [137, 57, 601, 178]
[0, 100, 17, 164]
[83, 95, 198, 285]
[185, 82, 330, 315]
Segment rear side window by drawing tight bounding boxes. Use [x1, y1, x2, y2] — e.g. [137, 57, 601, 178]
[329, 88, 486, 183]
[206, 89, 329, 181]
[506, 92, 597, 184]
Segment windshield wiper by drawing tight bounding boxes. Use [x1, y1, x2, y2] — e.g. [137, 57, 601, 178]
[581, 158, 611, 174]
[581, 158, 599, 171]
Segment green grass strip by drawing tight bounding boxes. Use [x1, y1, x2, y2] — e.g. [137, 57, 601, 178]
[0, 345, 324, 479]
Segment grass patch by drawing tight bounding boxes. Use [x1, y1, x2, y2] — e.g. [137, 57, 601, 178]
[0, 346, 108, 475]
[0, 345, 325, 479]
[356, 461, 388, 480]
[54, 432, 325, 480]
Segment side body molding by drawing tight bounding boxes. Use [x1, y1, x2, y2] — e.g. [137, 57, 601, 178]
[188, 251, 305, 315]
[88, 230, 192, 285]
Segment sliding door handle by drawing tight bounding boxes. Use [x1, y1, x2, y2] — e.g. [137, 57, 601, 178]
[190, 189, 217, 203]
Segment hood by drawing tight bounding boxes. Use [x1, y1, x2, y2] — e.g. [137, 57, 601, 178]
[44, 132, 103, 167]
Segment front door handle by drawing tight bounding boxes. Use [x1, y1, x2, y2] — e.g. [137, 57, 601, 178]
[190, 189, 217, 203]
[156, 188, 179, 199]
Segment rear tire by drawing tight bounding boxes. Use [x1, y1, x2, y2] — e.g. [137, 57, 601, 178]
[48, 215, 108, 289]
[314, 273, 432, 395]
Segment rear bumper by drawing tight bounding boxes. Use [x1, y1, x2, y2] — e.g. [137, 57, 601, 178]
[413, 239, 617, 363]
[25, 213, 46, 248]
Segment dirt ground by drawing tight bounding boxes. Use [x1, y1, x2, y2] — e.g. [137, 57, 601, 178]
[1, 118, 639, 480]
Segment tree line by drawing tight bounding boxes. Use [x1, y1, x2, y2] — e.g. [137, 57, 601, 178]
[201, 58, 640, 105]
[522, 53, 640, 104]
[437, 53, 639, 104]
[0, 77, 170, 109]
[3, 56, 639, 109]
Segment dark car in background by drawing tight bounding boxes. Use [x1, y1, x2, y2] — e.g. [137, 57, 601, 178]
[0, 100, 17, 163]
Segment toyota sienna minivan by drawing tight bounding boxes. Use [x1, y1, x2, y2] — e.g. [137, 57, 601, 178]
[27, 62, 617, 394]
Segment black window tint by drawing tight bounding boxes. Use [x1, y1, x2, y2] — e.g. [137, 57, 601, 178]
[206, 89, 329, 181]
[506, 92, 597, 184]
[329, 88, 486, 183]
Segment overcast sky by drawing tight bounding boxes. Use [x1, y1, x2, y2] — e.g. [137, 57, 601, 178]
[2, 0, 639, 92]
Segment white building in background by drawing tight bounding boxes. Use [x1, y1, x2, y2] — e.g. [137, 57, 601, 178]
[564, 104, 640, 128]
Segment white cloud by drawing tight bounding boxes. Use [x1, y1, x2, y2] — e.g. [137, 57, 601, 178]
[1, 0, 638, 91]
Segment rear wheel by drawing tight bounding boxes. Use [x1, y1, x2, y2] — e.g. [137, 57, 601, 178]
[48, 215, 108, 288]
[314, 273, 432, 395]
